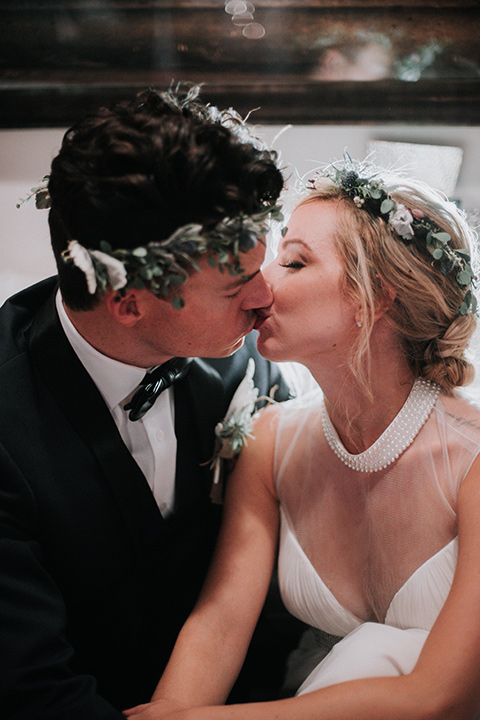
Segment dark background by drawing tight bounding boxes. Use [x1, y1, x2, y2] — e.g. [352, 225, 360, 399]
[0, 0, 479, 128]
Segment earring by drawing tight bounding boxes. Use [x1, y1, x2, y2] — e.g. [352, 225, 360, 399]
[357, 321, 362, 328]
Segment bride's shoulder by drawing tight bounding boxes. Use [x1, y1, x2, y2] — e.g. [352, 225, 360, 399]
[256, 388, 323, 424]
[436, 388, 480, 446]
[280, 387, 324, 411]
[250, 390, 324, 455]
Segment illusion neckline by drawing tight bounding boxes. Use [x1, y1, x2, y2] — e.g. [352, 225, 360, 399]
[321, 378, 440, 473]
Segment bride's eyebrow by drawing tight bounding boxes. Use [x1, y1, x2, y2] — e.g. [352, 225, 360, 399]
[280, 238, 311, 252]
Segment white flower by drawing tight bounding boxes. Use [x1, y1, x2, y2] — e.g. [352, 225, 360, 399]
[226, 358, 258, 418]
[354, 196, 365, 207]
[214, 358, 259, 460]
[389, 204, 414, 240]
[313, 175, 337, 192]
[209, 359, 263, 503]
[91, 250, 128, 291]
[66, 240, 97, 294]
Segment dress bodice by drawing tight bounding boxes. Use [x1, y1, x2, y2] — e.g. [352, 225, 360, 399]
[274, 388, 480, 631]
[279, 509, 458, 636]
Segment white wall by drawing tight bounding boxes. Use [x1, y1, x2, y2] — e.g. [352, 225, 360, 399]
[2, 123, 480, 305]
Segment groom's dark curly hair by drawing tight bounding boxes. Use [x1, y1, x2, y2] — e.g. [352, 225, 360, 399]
[48, 84, 284, 310]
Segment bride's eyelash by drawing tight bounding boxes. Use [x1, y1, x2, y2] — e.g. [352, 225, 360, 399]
[279, 261, 305, 269]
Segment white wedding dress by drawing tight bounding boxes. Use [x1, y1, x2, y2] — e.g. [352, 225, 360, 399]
[274, 382, 480, 695]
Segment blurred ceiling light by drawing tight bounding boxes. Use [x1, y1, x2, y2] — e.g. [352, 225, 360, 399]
[225, 0, 265, 40]
[232, 12, 254, 26]
[243, 22, 266, 39]
[225, 1, 247, 15]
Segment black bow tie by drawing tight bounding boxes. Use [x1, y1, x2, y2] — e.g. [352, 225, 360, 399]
[124, 357, 192, 421]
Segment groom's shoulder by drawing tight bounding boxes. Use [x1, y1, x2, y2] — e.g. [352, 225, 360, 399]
[0, 277, 57, 366]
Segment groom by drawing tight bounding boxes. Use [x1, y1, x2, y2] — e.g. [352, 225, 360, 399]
[0, 86, 296, 720]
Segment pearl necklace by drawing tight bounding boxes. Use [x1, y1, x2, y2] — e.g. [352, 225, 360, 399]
[321, 378, 440, 473]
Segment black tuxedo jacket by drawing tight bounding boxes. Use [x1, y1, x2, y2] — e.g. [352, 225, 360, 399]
[0, 278, 290, 720]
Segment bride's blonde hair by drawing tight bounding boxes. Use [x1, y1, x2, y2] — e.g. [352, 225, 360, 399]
[298, 175, 478, 395]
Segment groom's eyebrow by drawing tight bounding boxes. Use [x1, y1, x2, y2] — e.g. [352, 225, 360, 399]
[224, 268, 261, 289]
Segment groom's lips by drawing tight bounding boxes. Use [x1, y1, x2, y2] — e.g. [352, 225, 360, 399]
[253, 311, 270, 331]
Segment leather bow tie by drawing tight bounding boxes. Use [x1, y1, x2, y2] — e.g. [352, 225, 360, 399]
[124, 357, 192, 421]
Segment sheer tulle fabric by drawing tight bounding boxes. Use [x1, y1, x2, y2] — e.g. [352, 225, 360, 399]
[274, 388, 480, 693]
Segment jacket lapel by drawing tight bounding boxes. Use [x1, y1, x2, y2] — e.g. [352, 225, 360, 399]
[29, 291, 164, 560]
[173, 359, 225, 515]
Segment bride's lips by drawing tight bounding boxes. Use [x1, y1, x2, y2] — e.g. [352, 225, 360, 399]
[253, 311, 270, 331]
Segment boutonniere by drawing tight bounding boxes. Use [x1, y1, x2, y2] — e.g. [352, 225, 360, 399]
[208, 358, 275, 504]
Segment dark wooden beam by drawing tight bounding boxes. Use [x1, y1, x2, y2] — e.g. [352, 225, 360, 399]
[1, 2, 479, 127]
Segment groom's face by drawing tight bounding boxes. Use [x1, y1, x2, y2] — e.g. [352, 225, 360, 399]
[139, 241, 272, 361]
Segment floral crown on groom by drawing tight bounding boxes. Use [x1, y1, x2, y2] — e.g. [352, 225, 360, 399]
[307, 155, 477, 317]
[61, 203, 282, 310]
[19, 180, 282, 311]
[17, 84, 283, 309]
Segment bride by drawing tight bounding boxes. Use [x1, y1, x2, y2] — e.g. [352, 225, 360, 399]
[125, 158, 480, 719]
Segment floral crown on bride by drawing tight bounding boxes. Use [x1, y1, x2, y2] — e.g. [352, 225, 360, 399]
[307, 155, 477, 317]
[18, 177, 282, 310]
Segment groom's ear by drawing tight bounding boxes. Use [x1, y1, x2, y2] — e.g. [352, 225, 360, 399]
[105, 289, 145, 327]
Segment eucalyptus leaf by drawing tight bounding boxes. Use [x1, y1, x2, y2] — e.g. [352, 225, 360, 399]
[170, 274, 185, 285]
[432, 232, 451, 244]
[172, 295, 185, 310]
[380, 199, 395, 214]
[457, 269, 472, 286]
[35, 191, 51, 209]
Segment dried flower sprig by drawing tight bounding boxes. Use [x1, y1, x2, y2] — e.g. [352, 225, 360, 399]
[16, 175, 51, 210]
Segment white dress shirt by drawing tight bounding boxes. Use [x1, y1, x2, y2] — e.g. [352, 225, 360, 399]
[56, 291, 177, 517]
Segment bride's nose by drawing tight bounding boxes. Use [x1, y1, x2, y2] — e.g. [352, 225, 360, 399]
[261, 259, 277, 287]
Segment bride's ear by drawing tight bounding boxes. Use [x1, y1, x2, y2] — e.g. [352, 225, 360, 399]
[355, 279, 396, 327]
[374, 280, 396, 320]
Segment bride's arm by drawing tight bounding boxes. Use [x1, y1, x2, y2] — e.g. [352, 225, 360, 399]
[129, 453, 480, 720]
[148, 406, 281, 710]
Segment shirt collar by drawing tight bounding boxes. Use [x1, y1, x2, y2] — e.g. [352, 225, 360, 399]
[55, 290, 147, 410]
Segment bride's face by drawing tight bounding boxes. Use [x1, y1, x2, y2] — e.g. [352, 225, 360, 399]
[255, 200, 360, 367]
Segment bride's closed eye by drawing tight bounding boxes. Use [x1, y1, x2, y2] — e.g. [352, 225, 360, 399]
[279, 260, 305, 270]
